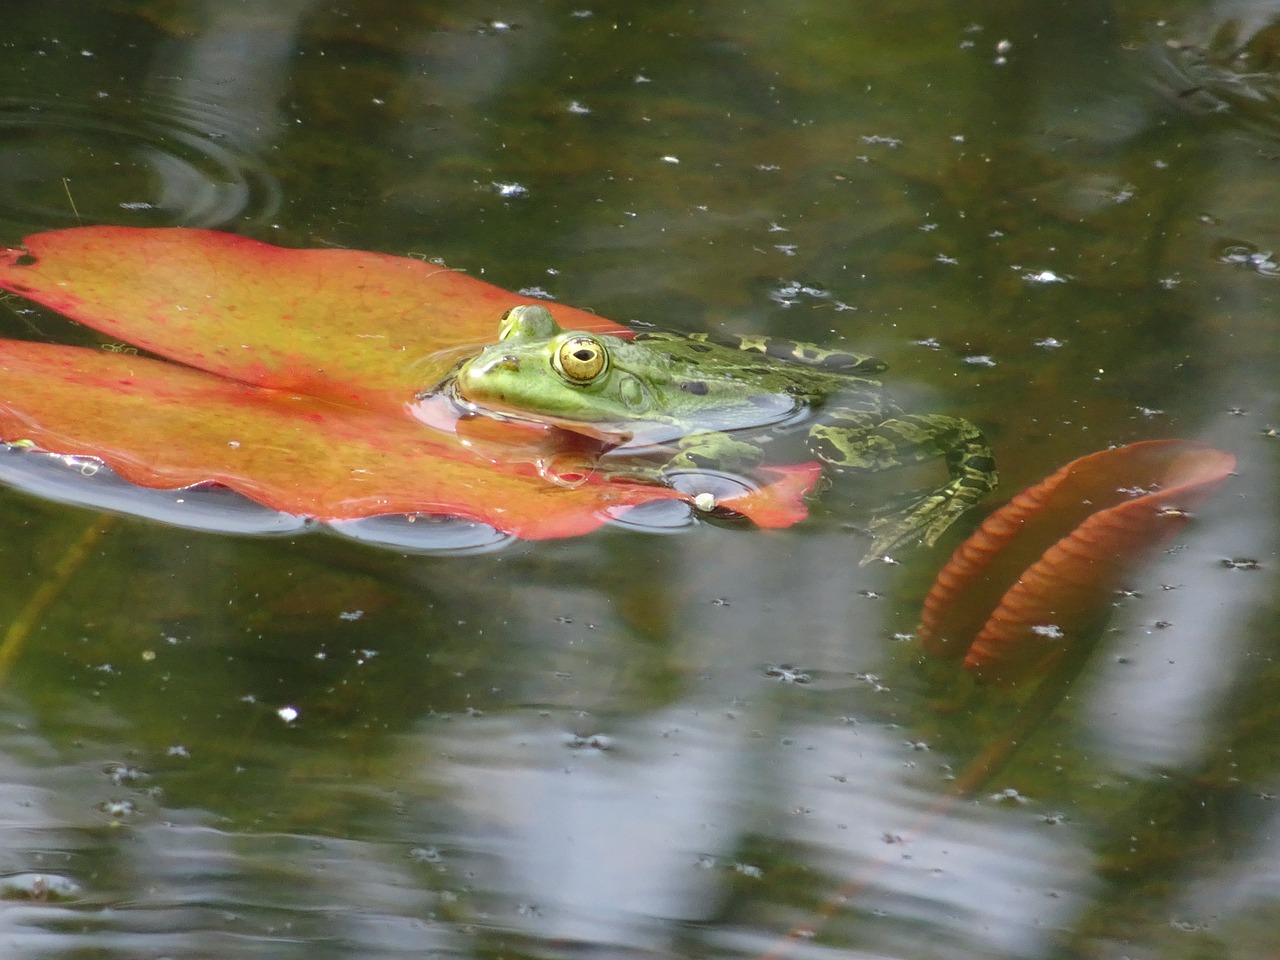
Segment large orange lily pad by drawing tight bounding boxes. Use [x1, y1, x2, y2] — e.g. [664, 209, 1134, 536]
[0, 227, 820, 538]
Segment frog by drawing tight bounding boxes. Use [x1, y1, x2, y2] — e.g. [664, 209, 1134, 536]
[439, 303, 996, 562]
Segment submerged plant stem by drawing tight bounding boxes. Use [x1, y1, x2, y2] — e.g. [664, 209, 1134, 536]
[0, 517, 114, 686]
[757, 635, 1098, 960]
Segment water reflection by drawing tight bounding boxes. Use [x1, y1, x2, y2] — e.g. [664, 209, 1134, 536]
[0, 0, 1279, 958]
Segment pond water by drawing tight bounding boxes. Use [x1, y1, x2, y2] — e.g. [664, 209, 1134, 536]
[1, 1, 1278, 958]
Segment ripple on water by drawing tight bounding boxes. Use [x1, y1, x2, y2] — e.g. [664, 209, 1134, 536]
[0, 446, 304, 535]
[0, 446, 524, 554]
[0, 93, 282, 229]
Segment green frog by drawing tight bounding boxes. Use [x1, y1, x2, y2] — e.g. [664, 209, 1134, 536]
[441, 303, 996, 561]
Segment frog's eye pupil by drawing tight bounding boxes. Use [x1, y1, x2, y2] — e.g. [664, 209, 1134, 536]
[555, 337, 607, 383]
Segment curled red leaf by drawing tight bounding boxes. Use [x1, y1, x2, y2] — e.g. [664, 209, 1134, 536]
[917, 440, 1236, 684]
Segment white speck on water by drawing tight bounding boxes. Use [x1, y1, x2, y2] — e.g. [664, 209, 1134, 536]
[1035, 337, 1064, 349]
[1023, 269, 1067, 284]
[660, 155, 680, 164]
[492, 182, 528, 198]
[567, 100, 591, 115]
[964, 355, 997, 367]
[517, 286, 555, 299]
[278, 706, 299, 723]
[1032, 623, 1064, 639]
[339, 610, 364, 621]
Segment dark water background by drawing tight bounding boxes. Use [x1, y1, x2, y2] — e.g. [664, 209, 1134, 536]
[0, 1, 1278, 958]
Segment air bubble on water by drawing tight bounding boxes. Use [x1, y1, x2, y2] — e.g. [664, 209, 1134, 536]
[660, 155, 680, 164]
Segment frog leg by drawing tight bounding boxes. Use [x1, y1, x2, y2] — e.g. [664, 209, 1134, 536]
[807, 408, 997, 562]
[599, 432, 764, 487]
[666, 432, 765, 473]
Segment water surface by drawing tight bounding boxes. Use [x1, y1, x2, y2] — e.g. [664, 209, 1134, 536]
[0, 2, 1277, 959]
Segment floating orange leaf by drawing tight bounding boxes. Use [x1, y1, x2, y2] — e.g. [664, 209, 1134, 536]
[917, 440, 1236, 684]
[0, 227, 820, 538]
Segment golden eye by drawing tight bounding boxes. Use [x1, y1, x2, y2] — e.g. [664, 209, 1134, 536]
[555, 336, 607, 383]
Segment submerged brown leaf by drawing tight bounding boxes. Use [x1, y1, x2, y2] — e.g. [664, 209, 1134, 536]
[918, 440, 1236, 684]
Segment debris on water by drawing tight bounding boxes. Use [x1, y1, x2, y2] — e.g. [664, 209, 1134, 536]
[277, 705, 300, 723]
[99, 798, 137, 818]
[964, 355, 997, 367]
[103, 762, 146, 785]
[990, 787, 1028, 804]
[1021, 268, 1067, 284]
[1035, 337, 1064, 349]
[1218, 243, 1280, 276]
[409, 846, 442, 863]
[566, 733, 613, 750]
[765, 664, 811, 684]
[491, 182, 528, 198]
[567, 100, 591, 115]
[1221, 558, 1260, 570]
[1, 873, 82, 902]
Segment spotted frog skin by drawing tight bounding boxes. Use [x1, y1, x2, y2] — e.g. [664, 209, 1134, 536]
[444, 304, 996, 560]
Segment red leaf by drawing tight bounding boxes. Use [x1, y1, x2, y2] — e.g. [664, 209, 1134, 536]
[0, 228, 820, 537]
[917, 440, 1236, 684]
[0, 226, 627, 411]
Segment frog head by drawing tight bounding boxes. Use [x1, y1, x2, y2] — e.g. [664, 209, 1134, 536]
[453, 304, 659, 428]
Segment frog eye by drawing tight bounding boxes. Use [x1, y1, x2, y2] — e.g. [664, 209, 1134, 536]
[554, 336, 608, 383]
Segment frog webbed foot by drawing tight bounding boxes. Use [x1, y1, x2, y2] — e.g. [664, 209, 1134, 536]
[861, 489, 978, 564]
[808, 412, 997, 564]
